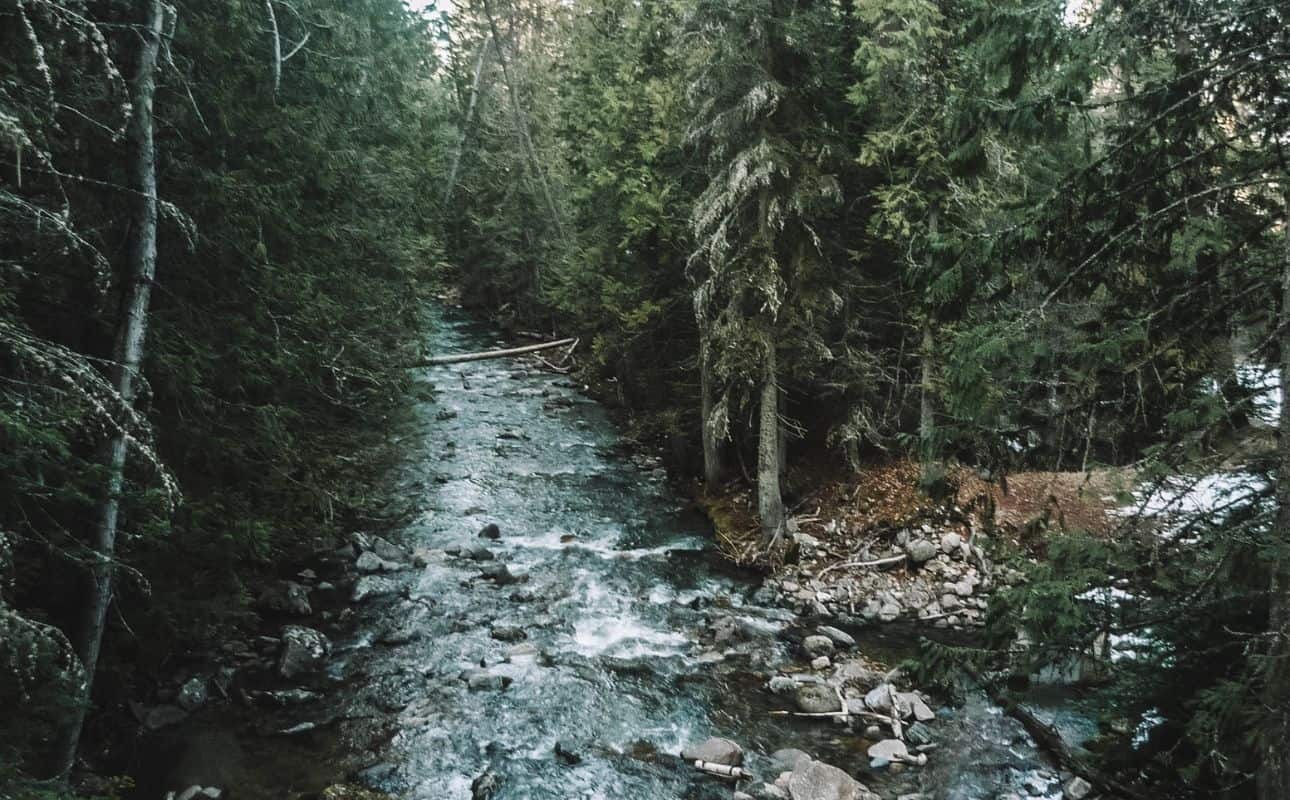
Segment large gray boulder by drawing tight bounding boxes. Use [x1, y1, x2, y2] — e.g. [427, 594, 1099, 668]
[277, 625, 330, 678]
[680, 736, 743, 766]
[787, 760, 878, 800]
[356, 551, 404, 574]
[794, 683, 843, 714]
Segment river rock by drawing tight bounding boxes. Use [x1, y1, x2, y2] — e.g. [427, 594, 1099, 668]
[505, 642, 539, 662]
[478, 523, 501, 539]
[1063, 777, 1093, 800]
[177, 677, 207, 711]
[898, 691, 936, 722]
[249, 688, 320, 706]
[277, 625, 330, 678]
[867, 739, 908, 762]
[801, 635, 835, 658]
[864, 684, 895, 714]
[490, 625, 527, 642]
[368, 536, 407, 562]
[463, 669, 511, 691]
[939, 532, 962, 554]
[466, 546, 495, 561]
[795, 683, 842, 714]
[952, 580, 974, 597]
[787, 760, 877, 800]
[471, 768, 500, 800]
[878, 602, 901, 623]
[554, 740, 582, 765]
[770, 749, 813, 773]
[356, 551, 404, 574]
[257, 581, 312, 616]
[352, 575, 400, 602]
[479, 563, 517, 584]
[940, 593, 962, 612]
[815, 626, 855, 648]
[768, 675, 797, 695]
[680, 736, 743, 766]
[904, 539, 937, 564]
[811, 656, 831, 670]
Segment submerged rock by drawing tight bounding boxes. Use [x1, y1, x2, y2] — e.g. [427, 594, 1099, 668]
[357, 551, 404, 574]
[478, 523, 501, 539]
[478, 563, 517, 584]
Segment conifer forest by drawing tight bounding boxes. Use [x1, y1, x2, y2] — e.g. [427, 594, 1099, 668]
[2, 1, 1288, 799]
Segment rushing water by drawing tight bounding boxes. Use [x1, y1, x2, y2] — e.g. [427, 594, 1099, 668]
[150, 305, 1083, 799]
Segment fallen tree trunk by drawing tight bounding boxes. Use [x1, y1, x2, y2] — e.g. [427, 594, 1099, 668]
[408, 337, 577, 367]
[967, 667, 1148, 800]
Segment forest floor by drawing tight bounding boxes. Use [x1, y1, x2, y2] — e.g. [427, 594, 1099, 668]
[698, 459, 1130, 630]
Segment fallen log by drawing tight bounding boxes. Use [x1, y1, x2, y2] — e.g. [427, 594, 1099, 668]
[966, 667, 1148, 800]
[693, 760, 749, 780]
[407, 338, 577, 367]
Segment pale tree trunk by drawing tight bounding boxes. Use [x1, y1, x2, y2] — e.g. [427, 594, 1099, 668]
[1258, 197, 1290, 800]
[52, 0, 166, 779]
[479, 0, 565, 248]
[442, 42, 489, 205]
[758, 337, 785, 546]
[700, 338, 723, 487]
[918, 316, 937, 482]
[919, 208, 939, 487]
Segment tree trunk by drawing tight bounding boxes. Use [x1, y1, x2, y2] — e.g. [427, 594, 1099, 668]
[442, 42, 489, 205]
[700, 338, 723, 487]
[758, 336, 785, 546]
[1258, 195, 1290, 800]
[52, 0, 166, 779]
[918, 316, 937, 483]
[479, 0, 565, 247]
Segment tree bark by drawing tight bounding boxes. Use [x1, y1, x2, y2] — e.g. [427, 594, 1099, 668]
[700, 338, 723, 487]
[1258, 194, 1290, 800]
[442, 41, 489, 205]
[758, 336, 785, 546]
[52, 0, 166, 779]
[919, 208, 939, 487]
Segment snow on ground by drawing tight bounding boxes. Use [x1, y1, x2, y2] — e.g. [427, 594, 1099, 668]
[1237, 363, 1281, 425]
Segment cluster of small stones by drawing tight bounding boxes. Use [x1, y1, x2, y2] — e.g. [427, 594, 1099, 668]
[758, 526, 1025, 631]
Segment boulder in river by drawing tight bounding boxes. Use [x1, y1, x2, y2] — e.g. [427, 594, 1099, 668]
[1064, 777, 1093, 800]
[490, 625, 527, 642]
[369, 536, 409, 564]
[553, 740, 582, 765]
[277, 625, 330, 678]
[794, 683, 843, 714]
[787, 759, 879, 800]
[680, 736, 743, 766]
[356, 551, 405, 574]
[466, 546, 496, 561]
[770, 749, 813, 773]
[177, 677, 207, 711]
[767, 676, 797, 695]
[352, 575, 400, 603]
[462, 669, 511, 691]
[478, 523, 501, 539]
[864, 684, 895, 714]
[478, 563, 517, 584]
[801, 635, 835, 659]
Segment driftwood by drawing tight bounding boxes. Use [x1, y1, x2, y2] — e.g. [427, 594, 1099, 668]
[408, 338, 577, 367]
[967, 667, 1148, 800]
[693, 760, 748, 780]
[817, 553, 907, 579]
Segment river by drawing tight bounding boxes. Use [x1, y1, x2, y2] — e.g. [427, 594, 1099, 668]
[145, 304, 1085, 800]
